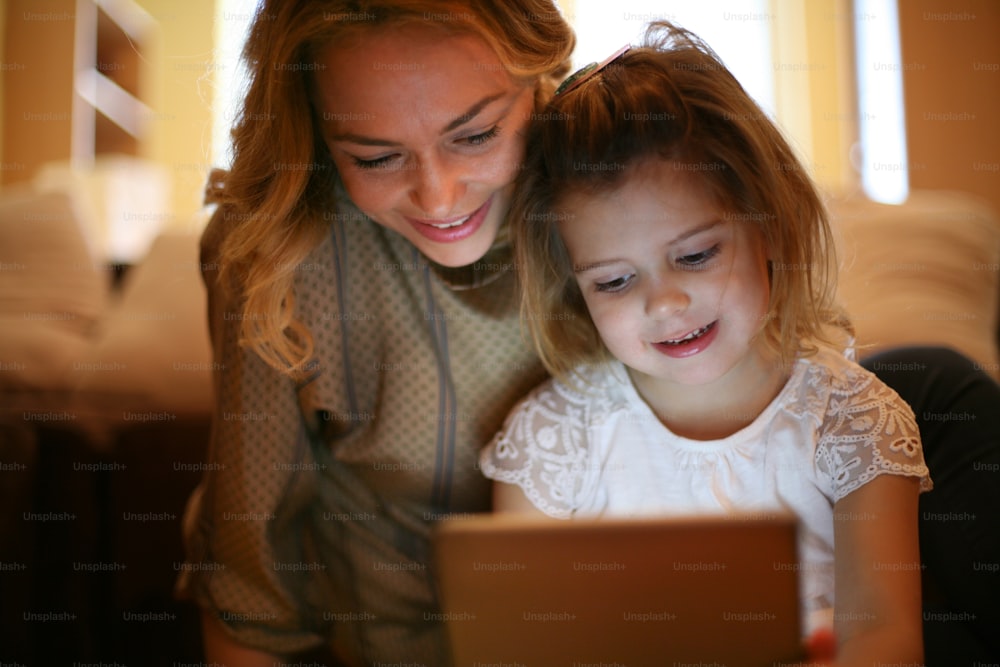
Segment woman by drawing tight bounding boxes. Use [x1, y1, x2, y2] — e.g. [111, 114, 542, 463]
[177, 1, 573, 665]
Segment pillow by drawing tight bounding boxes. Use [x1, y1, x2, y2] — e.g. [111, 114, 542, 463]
[830, 189, 1000, 380]
[73, 231, 214, 422]
[0, 187, 108, 391]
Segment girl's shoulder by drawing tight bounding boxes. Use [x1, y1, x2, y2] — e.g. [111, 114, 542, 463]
[514, 361, 637, 424]
[481, 362, 635, 518]
[785, 345, 890, 413]
[486, 361, 637, 466]
[793, 346, 931, 500]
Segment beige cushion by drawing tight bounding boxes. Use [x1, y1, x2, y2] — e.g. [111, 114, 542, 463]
[73, 232, 214, 424]
[0, 186, 108, 391]
[831, 190, 1000, 380]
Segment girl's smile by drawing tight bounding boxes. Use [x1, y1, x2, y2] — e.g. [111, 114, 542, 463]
[653, 319, 720, 358]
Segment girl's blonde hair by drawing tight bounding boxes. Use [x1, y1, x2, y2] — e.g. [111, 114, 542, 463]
[208, 0, 575, 374]
[511, 21, 850, 380]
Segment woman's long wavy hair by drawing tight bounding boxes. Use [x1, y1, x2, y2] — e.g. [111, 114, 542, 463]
[511, 21, 850, 381]
[208, 0, 574, 374]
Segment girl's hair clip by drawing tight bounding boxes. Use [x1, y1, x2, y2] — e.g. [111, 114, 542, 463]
[555, 44, 631, 96]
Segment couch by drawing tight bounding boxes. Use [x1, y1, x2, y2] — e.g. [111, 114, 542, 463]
[0, 184, 213, 664]
[1, 183, 998, 664]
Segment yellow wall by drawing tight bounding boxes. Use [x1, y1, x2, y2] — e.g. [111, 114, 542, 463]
[898, 0, 1000, 214]
[135, 0, 218, 227]
[770, 0, 858, 195]
[0, 1, 217, 228]
[0, 3, 5, 171]
[1, 0, 76, 186]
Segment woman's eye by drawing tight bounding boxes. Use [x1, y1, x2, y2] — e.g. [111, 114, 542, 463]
[462, 125, 501, 146]
[352, 154, 397, 170]
[677, 244, 721, 268]
[594, 274, 633, 293]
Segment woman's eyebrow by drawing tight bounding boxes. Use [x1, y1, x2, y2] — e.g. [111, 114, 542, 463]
[329, 91, 508, 147]
[441, 91, 506, 133]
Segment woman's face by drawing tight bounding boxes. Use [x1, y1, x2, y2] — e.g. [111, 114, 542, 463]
[315, 23, 536, 267]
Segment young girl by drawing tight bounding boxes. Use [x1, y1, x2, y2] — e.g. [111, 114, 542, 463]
[480, 22, 931, 665]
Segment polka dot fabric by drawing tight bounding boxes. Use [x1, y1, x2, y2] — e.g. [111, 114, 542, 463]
[178, 192, 547, 663]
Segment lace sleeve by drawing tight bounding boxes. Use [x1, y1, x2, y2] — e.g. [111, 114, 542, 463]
[479, 379, 592, 519]
[815, 367, 933, 502]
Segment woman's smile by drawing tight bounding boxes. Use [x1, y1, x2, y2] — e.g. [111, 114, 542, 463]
[404, 195, 494, 243]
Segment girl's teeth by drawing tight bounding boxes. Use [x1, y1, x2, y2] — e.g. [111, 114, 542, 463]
[665, 324, 710, 345]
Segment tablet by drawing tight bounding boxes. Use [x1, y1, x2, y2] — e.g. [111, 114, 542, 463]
[433, 513, 804, 666]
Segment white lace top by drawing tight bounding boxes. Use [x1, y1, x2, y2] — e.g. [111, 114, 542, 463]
[479, 346, 933, 634]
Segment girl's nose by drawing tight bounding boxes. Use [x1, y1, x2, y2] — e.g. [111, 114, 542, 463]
[645, 278, 690, 318]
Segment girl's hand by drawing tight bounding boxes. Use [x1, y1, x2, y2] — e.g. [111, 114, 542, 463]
[801, 627, 837, 665]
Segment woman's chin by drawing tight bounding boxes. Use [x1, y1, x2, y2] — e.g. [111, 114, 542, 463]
[415, 223, 500, 268]
[423, 241, 493, 268]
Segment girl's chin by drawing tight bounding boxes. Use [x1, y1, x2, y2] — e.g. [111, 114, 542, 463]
[632, 359, 733, 389]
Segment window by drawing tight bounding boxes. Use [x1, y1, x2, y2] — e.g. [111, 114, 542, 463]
[854, 0, 908, 203]
[567, 0, 776, 119]
[211, 0, 258, 167]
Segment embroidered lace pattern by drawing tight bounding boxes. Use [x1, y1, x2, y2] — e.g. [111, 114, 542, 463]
[485, 375, 611, 518]
[480, 350, 932, 515]
[808, 361, 931, 501]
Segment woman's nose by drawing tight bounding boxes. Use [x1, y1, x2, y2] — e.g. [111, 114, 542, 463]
[409, 155, 465, 217]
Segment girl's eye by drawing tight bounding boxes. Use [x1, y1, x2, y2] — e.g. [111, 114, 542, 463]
[462, 125, 501, 146]
[594, 274, 634, 293]
[352, 154, 397, 170]
[676, 244, 721, 268]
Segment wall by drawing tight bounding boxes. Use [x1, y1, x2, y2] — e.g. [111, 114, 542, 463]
[897, 0, 1000, 214]
[1, 0, 76, 187]
[0, 0, 217, 230]
[135, 0, 218, 226]
[0, 2, 5, 171]
[770, 0, 857, 194]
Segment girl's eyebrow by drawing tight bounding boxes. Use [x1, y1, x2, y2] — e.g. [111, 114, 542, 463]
[572, 219, 724, 274]
[329, 91, 507, 147]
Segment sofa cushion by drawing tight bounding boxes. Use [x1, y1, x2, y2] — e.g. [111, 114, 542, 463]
[830, 190, 1000, 380]
[72, 231, 214, 425]
[0, 187, 108, 392]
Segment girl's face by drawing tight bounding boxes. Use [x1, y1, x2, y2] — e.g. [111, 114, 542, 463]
[315, 23, 536, 268]
[557, 159, 774, 391]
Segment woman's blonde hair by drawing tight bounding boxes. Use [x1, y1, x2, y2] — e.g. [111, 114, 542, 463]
[208, 0, 575, 374]
[511, 21, 850, 380]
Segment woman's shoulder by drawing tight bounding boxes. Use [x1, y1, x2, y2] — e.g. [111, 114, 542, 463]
[198, 204, 230, 267]
[199, 184, 377, 255]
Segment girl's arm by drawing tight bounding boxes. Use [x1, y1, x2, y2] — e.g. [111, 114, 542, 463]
[832, 475, 924, 666]
[492, 480, 550, 516]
